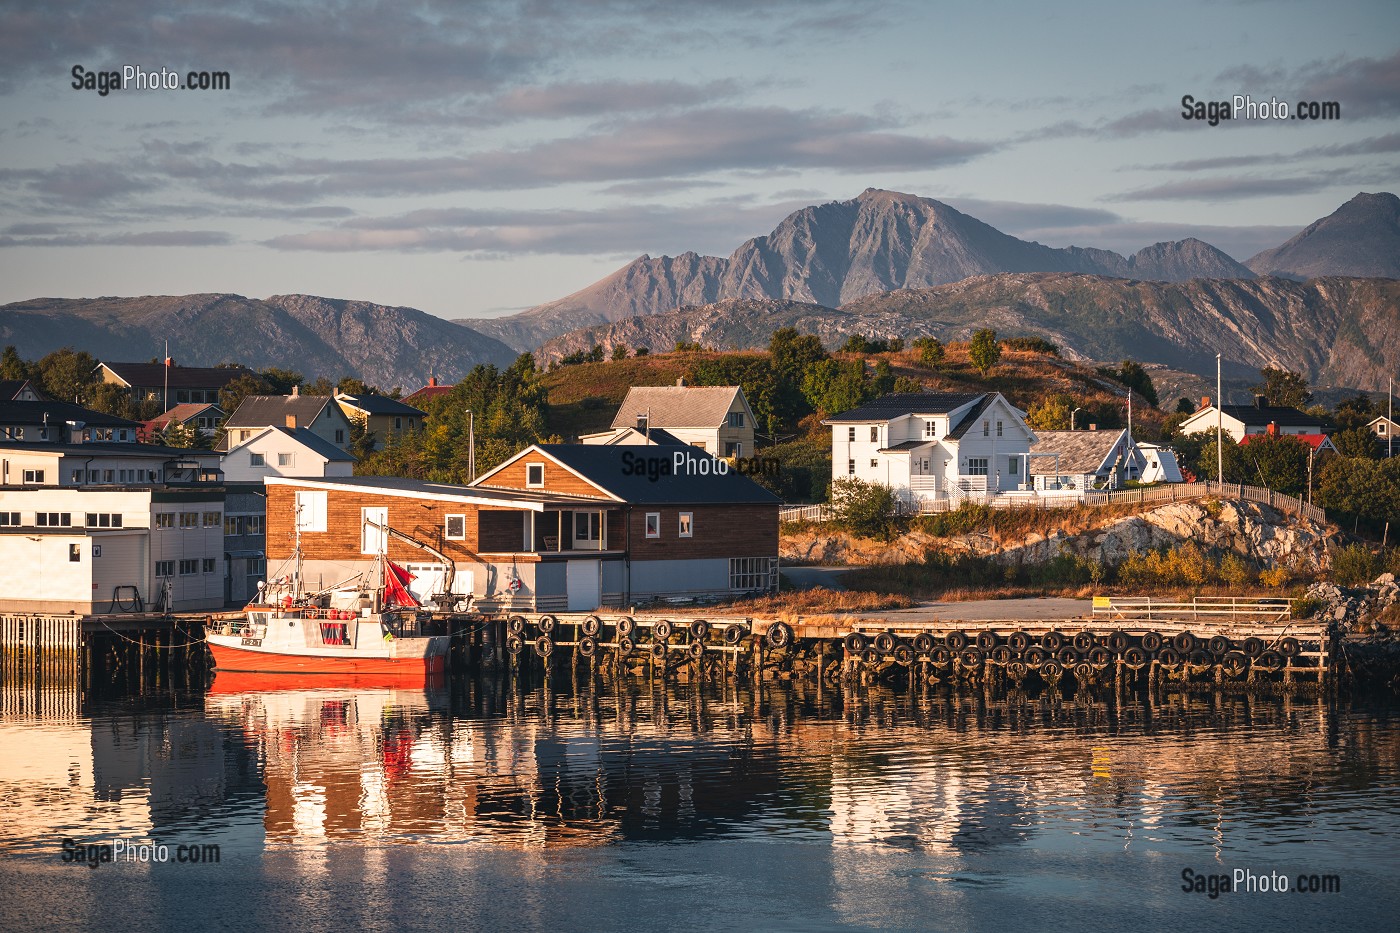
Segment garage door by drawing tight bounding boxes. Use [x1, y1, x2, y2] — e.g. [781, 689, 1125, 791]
[566, 560, 601, 612]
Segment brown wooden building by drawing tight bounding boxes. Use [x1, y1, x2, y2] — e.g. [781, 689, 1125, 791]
[265, 444, 780, 612]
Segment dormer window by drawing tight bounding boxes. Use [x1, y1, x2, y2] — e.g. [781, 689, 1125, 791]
[526, 463, 545, 487]
[924, 420, 936, 438]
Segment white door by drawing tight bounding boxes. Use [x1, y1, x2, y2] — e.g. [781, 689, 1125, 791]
[362, 507, 387, 554]
[566, 560, 601, 612]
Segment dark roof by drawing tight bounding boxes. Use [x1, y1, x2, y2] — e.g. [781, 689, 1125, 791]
[336, 393, 425, 417]
[945, 395, 998, 439]
[0, 440, 220, 458]
[878, 440, 933, 452]
[0, 400, 140, 428]
[610, 386, 745, 429]
[482, 444, 781, 505]
[99, 362, 255, 390]
[1219, 404, 1330, 428]
[224, 395, 339, 428]
[584, 426, 688, 446]
[824, 392, 984, 423]
[0, 380, 39, 400]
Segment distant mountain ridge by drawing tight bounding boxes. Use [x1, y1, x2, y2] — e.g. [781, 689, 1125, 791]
[460, 188, 1260, 350]
[1246, 192, 1400, 279]
[536, 273, 1400, 393]
[0, 293, 518, 389]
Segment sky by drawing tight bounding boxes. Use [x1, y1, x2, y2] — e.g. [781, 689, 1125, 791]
[0, 0, 1397, 322]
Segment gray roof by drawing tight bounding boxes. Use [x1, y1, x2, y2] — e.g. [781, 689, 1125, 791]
[225, 395, 339, 428]
[0, 440, 220, 459]
[237, 426, 355, 462]
[1217, 403, 1330, 429]
[824, 392, 984, 423]
[0, 399, 140, 428]
[584, 426, 688, 446]
[479, 444, 781, 506]
[99, 362, 254, 390]
[1028, 430, 1126, 475]
[336, 393, 425, 417]
[945, 395, 997, 440]
[610, 386, 744, 430]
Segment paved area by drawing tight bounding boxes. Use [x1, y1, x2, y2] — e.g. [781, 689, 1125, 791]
[781, 566, 858, 591]
[847, 597, 1093, 623]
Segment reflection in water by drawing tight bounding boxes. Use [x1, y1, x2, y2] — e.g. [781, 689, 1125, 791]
[1, 673, 1398, 929]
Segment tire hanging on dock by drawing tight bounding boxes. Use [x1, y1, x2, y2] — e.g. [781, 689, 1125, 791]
[654, 620, 673, 641]
[1241, 637, 1264, 658]
[766, 621, 793, 649]
[1156, 646, 1183, 670]
[930, 646, 953, 668]
[1041, 631, 1064, 652]
[690, 619, 710, 640]
[1072, 632, 1095, 652]
[617, 616, 636, 637]
[1255, 650, 1284, 673]
[894, 644, 914, 665]
[581, 615, 602, 637]
[534, 635, 554, 657]
[1141, 632, 1163, 652]
[1209, 635, 1232, 655]
[874, 632, 897, 654]
[1174, 632, 1197, 652]
[650, 641, 668, 661]
[1089, 646, 1112, 669]
[506, 634, 524, 655]
[507, 615, 527, 635]
[976, 631, 998, 650]
[688, 640, 706, 660]
[1221, 650, 1248, 676]
[1008, 631, 1032, 651]
[617, 636, 636, 655]
[1279, 637, 1301, 658]
[912, 633, 935, 654]
[725, 624, 749, 646]
[1123, 646, 1148, 669]
[844, 632, 868, 653]
[1023, 647, 1047, 670]
[537, 614, 558, 634]
[945, 631, 969, 650]
[1107, 631, 1130, 653]
[578, 635, 598, 658]
[959, 647, 984, 668]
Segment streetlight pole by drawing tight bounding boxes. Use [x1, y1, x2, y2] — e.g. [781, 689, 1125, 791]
[465, 409, 476, 481]
[1216, 353, 1224, 485]
[1390, 377, 1394, 459]
[1071, 407, 1084, 431]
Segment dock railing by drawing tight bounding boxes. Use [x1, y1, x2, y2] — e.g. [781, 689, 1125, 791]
[1092, 595, 1292, 624]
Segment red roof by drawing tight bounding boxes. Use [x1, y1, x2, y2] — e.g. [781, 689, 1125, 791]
[402, 384, 453, 405]
[1238, 432, 1334, 451]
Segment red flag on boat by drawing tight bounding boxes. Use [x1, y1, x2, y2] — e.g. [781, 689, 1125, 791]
[382, 561, 419, 609]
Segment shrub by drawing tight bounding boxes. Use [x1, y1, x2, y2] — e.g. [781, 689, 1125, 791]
[1220, 553, 1256, 588]
[1259, 566, 1290, 588]
[831, 477, 898, 539]
[1332, 543, 1380, 586]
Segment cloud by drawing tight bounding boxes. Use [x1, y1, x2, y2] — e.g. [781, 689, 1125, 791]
[0, 229, 233, 247]
[481, 79, 743, 122]
[262, 197, 819, 257]
[1220, 49, 1400, 120]
[1107, 174, 1357, 202]
[0, 161, 159, 206]
[940, 198, 1122, 232]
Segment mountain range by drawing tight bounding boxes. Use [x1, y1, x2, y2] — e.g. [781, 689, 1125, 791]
[0, 293, 518, 390]
[460, 188, 1280, 349]
[0, 189, 1395, 393]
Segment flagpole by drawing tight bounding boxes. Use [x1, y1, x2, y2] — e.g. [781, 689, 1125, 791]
[1216, 354, 1224, 484]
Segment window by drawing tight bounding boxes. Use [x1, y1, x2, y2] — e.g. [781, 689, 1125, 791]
[729, 557, 773, 592]
[870, 458, 878, 468]
[69, 544, 81, 562]
[335, 430, 345, 444]
[22, 469, 43, 484]
[982, 421, 989, 437]
[848, 459, 855, 475]
[246, 516, 264, 534]
[85, 513, 122, 528]
[249, 453, 265, 467]
[278, 453, 294, 467]
[678, 512, 693, 538]
[179, 559, 199, 575]
[925, 420, 936, 438]
[728, 412, 745, 428]
[445, 514, 466, 541]
[225, 516, 240, 535]
[724, 442, 741, 457]
[296, 491, 327, 532]
[1008, 457, 1019, 476]
[847, 427, 856, 442]
[967, 458, 989, 476]
[407, 419, 415, 430]
[36, 512, 72, 527]
[644, 512, 660, 539]
[870, 426, 878, 442]
[996, 420, 1003, 437]
[103, 469, 114, 483]
[394, 417, 402, 430]
[526, 463, 545, 488]
[155, 560, 175, 577]
[362, 506, 387, 554]
[203, 558, 216, 574]
[0, 512, 17, 526]
[155, 513, 174, 529]
[575, 511, 600, 543]
[71, 470, 83, 484]
[203, 511, 220, 527]
[249, 557, 266, 575]
[180, 512, 198, 529]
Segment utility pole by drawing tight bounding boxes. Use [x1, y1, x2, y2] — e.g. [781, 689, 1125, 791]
[1127, 390, 1133, 439]
[1216, 353, 1224, 484]
[1390, 378, 1394, 459]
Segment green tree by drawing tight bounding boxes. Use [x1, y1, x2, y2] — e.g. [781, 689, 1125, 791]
[1235, 433, 1310, 495]
[888, 337, 904, 353]
[301, 376, 336, 396]
[159, 420, 199, 449]
[871, 359, 895, 396]
[347, 413, 377, 460]
[892, 375, 923, 394]
[1116, 360, 1159, 407]
[800, 359, 872, 415]
[688, 355, 790, 433]
[968, 329, 1000, 375]
[1316, 458, 1400, 533]
[0, 346, 32, 381]
[1175, 397, 1196, 415]
[587, 344, 605, 363]
[1331, 393, 1379, 430]
[611, 344, 629, 361]
[1252, 366, 1311, 408]
[769, 328, 827, 384]
[1332, 426, 1380, 459]
[259, 367, 303, 394]
[831, 477, 898, 539]
[219, 373, 273, 416]
[634, 347, 650, 357]
[86, 381, 141, 420]
[913, 336, 944, 369]
[841, 334, 870, 354]
[36, 348, 98, 402]
[1196, 436, 1251, 482]
[1026, 393, 1074, 431]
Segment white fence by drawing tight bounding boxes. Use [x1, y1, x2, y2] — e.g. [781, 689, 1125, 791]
[779, 480, 1326, 525]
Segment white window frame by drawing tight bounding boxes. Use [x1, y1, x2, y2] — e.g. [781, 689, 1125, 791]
[526, 463, 545, 488]
[644, 512, 660, 539]
[278, 452, 295, 467]
[968, 458, 989, 476]
[445, 514, 466, 541]
[678, 512, 693, 538]
[362, 506, 388, 555]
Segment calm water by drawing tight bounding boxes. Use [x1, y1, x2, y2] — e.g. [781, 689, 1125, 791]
[1, 672, 1396, 932]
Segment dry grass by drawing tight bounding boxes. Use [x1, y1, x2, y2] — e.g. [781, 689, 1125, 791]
[670, 587, 915, 618]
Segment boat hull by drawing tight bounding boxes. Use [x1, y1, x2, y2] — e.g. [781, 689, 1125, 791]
[207, 638, 448, 676]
